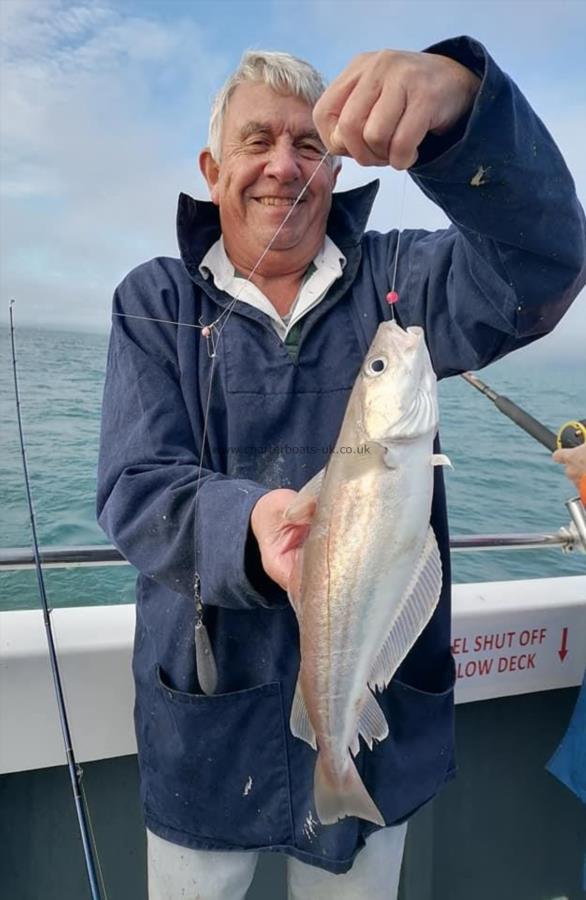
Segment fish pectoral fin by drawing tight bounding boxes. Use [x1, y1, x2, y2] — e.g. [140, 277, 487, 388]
[284, 467, 326, 523]
[368, 526, 443, 694]
[300, 466, 326, 497]
[290, 677, 317, 750]
[356, 689, 389, 749]
[431, 453, 453, 468]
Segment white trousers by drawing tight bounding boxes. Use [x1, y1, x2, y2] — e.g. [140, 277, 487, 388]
[147, 823, 407, 900]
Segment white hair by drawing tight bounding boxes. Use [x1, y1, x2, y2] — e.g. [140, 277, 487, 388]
[207, 50, 332, 163]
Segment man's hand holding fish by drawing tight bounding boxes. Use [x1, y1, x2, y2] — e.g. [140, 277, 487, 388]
[250, 487, 315, 592]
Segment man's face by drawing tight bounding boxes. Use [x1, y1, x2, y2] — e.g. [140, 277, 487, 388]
[200, 82, 339, 274]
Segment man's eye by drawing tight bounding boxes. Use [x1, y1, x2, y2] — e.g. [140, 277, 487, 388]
[300, 143, 323, 155]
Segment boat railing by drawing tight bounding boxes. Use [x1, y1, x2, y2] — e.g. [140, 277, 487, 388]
[1, 519, 585, 571]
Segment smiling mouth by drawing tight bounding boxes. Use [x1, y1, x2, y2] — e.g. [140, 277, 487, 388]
[254, 197, 305, 207]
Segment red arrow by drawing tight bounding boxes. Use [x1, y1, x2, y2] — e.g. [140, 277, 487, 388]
[558, 627, 569, 662]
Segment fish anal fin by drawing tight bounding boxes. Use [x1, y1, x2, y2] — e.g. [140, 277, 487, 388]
[287, 547, 304, 622]
[356, 689, 389, 750]
[290, 677, 317, 751]
[368, 527, 443, 694]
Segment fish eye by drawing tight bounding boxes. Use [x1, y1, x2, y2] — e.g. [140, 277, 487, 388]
[366, 356, 387, 376]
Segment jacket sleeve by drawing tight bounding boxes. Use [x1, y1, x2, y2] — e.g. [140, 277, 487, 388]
[96, 263, 286, 611]
[370, 36, 586, 378]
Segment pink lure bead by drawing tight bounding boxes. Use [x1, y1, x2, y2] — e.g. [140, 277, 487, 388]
[202, 325, 212, 338]
[386, 291, 399, 305]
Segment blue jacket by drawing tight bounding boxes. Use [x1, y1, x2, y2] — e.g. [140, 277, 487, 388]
[97, 37, 586, 873]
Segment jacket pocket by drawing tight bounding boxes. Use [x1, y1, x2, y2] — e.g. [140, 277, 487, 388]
[143, 666, 293, 848]
[365, 656, 457, 822]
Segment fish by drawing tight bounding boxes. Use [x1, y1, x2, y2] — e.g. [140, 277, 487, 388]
[285, 320, 450, 827]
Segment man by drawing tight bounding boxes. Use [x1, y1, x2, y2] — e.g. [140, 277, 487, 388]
[97, 37, 586, 900]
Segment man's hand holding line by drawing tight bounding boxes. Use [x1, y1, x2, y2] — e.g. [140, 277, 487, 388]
[313, 50, 481, 170]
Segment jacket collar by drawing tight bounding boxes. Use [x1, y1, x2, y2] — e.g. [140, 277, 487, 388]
[176, 180, 380, 281]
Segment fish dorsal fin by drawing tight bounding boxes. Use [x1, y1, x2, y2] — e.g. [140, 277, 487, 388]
[284, 466, 326, 523]
[290, 676, 317, 750]
[368, 527, 442, 694]
[356, 689, 389, 750]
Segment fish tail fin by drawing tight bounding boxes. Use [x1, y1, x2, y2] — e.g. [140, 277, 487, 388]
[314, 751, 385, 827]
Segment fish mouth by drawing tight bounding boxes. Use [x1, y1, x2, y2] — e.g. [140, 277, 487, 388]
[371, 322, 424, 368]
[386, 323, 423, 350]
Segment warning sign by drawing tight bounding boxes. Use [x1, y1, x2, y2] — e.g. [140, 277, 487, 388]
[453, 627, 554, 675]
[452, 579, 586, 704]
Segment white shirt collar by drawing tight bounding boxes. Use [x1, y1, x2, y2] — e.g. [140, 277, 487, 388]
[199, 236, 346, 340]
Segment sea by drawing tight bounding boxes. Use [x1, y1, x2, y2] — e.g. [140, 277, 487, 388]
[1, 325, 584, 612]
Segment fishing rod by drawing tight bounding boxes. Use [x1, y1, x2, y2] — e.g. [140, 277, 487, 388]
[9, 302, 105, 900]
[460, 371, 585, 452]
[461, 370, 586, 548]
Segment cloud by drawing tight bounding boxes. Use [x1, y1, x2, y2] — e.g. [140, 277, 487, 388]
[0, 0, 225, 330]
[0, 0, 584, 359]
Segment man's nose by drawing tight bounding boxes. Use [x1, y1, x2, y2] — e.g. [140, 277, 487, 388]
[265, 143, 301, 181]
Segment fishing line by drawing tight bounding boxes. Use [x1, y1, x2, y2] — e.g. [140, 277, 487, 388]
[211, 150, 332, 340]
[107, 150, 333, 694]
[9, 301, 106, 900]
[112, 149, 406, 694]
[113, 150, 332, 343]
[386, 170, 409, 321]
[192, 148, 333, 693]
[112, 312, 202, 330]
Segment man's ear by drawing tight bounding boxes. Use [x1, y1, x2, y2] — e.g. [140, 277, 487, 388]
[199, 149, 221, 205]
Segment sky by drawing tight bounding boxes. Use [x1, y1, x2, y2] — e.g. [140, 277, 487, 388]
[1, 0, 585, 363]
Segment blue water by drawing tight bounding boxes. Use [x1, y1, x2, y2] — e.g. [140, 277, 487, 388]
[1, 326, 584, 611]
